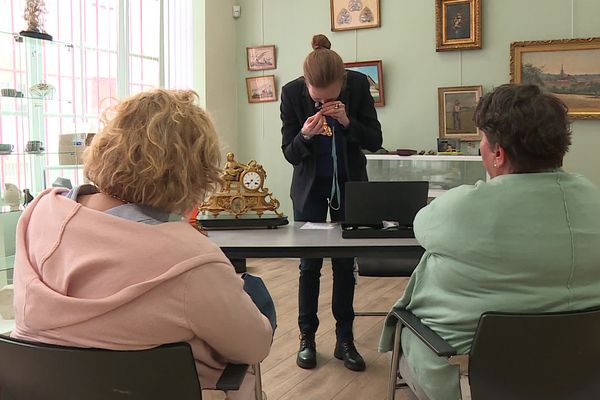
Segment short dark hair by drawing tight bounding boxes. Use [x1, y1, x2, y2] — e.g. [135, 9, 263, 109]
[474, 84, 572, 173]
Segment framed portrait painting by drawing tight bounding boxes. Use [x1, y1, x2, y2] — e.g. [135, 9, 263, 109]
[510, 37, 600, 120]
[330, 0, 380, 32]
[344, 60, 385, 107]
[435, 0, 482, 52]
[245, 75, 277, 103]
[246, 45, 276, 71]
[438, 85, 482, 140]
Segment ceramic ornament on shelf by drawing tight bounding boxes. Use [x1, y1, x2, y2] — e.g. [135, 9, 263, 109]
[3, 183, 21, 211]
[20, 0, 53, 41]
[23, 189, 34, 207]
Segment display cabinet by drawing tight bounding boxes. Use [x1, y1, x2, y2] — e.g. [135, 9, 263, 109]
[366, 154, 487, 198]
[0, 31, 87, 283]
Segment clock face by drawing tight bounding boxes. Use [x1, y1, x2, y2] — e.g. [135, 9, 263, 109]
[242, 171, 262, 191]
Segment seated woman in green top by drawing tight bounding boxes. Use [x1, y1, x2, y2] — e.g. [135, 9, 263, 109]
[380, 84, 600, 400]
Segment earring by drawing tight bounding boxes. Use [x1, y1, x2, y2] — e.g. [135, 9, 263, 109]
[493, 162, 497, 168]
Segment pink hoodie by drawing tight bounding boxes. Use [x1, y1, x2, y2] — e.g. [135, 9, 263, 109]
[11, 189, 272, 399]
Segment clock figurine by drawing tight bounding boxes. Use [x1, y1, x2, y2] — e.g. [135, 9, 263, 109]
[198, 153, 284, 220]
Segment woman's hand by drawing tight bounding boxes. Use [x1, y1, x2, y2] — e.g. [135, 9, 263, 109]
[300, 111, 325, 138]
[321, 100, 350, 128]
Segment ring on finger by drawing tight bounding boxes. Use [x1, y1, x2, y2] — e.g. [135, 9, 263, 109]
[335, 103, 340, 109]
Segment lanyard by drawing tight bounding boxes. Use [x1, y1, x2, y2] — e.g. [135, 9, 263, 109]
[328, 123, 341, 211]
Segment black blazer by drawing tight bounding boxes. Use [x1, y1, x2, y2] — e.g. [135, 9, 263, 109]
[280, 70, 383, 212]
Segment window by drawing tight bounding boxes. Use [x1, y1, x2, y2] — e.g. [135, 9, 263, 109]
[0, 0, 191, 194]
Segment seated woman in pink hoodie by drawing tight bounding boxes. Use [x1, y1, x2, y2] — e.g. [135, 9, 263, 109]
[11, 89, 274, 400]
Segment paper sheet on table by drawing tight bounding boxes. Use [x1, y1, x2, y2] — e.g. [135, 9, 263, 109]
[300, 222, 337, 230]
[382, 220, 400, 230]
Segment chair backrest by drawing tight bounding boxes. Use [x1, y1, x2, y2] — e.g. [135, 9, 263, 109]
[0, 336, 201, 400]
[469, 308, 600, 400]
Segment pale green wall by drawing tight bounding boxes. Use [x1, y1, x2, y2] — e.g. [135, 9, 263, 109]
[227, 0, 600, 217]
[193, 0, 239, 155]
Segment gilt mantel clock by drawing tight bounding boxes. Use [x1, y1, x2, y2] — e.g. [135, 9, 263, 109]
[195, 153, 287, 228]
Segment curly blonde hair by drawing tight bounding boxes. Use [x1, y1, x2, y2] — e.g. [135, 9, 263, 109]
[84, 88, 222, 214]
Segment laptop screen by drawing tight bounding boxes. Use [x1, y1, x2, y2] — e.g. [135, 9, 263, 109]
[343, 181, 429, 227]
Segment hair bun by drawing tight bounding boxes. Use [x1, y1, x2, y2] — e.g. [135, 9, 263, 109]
[311, 34, 331, 50]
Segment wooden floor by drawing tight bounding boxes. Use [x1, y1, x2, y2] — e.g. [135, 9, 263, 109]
[246, 258, 414, 400]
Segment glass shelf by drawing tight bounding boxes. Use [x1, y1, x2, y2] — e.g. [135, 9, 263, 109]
[0, 27, 82, 275]
[0, 30, 74, 48]
[0, 207, 22, 214]
[0, 95, 72, 103]
[0, 152, 85, 157]
[44, 164, 82, 170]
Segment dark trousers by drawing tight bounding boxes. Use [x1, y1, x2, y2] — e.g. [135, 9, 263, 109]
[293, 177, 355, 342]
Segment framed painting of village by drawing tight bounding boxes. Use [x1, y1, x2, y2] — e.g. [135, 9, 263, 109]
[510, 37, 600, 119]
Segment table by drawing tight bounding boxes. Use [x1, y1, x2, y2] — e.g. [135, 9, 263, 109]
[209, 222, 422, 315]
[207, 222, 422, 260]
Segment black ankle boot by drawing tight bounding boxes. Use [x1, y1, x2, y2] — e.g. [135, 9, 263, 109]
[296, 331, 317, 369]
[334, 340, 366, 371]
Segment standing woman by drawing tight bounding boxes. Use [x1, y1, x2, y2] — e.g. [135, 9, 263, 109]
[280, 34, 382, 371]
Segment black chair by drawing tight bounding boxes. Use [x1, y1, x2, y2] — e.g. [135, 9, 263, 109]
[386, 307, 600, 400]
[355, 248, 424, 316]
[0, 335, 262, 400]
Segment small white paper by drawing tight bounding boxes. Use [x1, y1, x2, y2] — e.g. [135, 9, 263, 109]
[300, 222, 337, 230]
[382, 220, 400, 230]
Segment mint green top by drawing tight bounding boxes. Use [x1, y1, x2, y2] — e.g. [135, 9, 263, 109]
[379, 170, 600, 400]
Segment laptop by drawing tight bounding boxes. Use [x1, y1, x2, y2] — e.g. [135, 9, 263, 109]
[341, 181, 429, 238]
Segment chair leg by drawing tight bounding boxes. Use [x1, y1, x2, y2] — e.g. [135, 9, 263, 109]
[252, 363, 265, 400]
[387, 322, 403, 400]
[458, 373, 471, 400]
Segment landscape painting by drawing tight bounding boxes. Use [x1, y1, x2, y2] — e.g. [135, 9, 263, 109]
[511, 38, 600, 119]
[344, 60, 385, 106]
[245, 75, 277, 103]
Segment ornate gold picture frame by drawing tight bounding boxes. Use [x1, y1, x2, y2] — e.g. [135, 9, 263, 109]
[438, 85, 483, 140]
[330, 0, 380, 32]
[510, 37, 600, 120]
[435, 0, 482, 52]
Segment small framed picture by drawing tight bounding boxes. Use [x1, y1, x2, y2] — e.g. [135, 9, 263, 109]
[245, 75, 277, 103]
[344, 60, 385, 107]
[437, 138, 460, 153]
[435, 0, 482, 52]
[461, 140, 480, 155]
[510, 37, 600, 120]
[246, 45, 276, 71]
[330, 0, 380, 32]
[438, 85, 483, 140]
